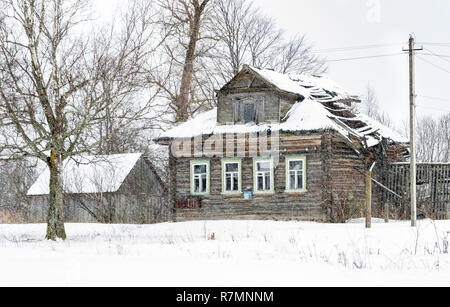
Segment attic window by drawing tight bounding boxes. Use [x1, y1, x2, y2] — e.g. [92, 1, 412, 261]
[233, 98, 265, 124]
[244, 103, 255, 124]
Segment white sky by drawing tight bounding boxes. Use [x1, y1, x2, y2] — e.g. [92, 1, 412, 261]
[255, 0, 450, 127]
[94, 0, 450, 128]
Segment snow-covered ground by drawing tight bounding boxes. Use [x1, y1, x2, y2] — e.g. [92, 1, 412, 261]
[1, 219, 450, 286]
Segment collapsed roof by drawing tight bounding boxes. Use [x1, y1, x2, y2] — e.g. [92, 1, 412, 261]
[157, 65, 408, 149]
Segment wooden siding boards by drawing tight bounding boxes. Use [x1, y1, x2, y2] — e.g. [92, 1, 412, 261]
[27, 156, 168, 224]
[383, 163, 450, 220]
[165, 68, 409, 223]
[218, 92, 280, 124]
[173, 133, 331, 222]
[170, 129, 409, 223]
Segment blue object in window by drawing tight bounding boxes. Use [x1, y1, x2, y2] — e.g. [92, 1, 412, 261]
[244, 191, 253, 200]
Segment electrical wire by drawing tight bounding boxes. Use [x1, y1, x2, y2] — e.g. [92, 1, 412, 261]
[416, 104, 450, 113]
[417, 95, 450, 103]
[417, 42, 450, 47]
[420, 49, 450, 62]
[416, 55, 450, 75]
[325, 52, 404, 62]
[314, 43, 403, 53]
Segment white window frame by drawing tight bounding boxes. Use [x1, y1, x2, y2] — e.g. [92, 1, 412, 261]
[221, 159, 242, 194]
[253, 158, 275, 194]
[190, 160, 210, 196]
[285, 156, 307, 193]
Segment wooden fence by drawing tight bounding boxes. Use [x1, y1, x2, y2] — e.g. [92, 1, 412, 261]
[382, 163, 450, 220]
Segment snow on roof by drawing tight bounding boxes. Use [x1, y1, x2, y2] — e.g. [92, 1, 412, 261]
[245, 65, 356, 102]
[158, 66, 408, 148]
[27, 153, 143, 196]
[353, 113, 409, 146]
[160, 99, 355, 143]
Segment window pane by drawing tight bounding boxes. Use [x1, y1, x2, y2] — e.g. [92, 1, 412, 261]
[194, 177, 200, 193]
[233, 173, 239, 191]
[257, 162, 271, 172]
[297, 173, 303, 189]
[201, 174, 207, 192]
[289, 160, 303, 171]
[226, 173, 232, 191]
[244, 103, 255, 124]
[290, 172, 296, 190]
[194, 164, 207, 174]
[265, 173, 271, 190]
[257, 175, 264, 191]
[226, 163, 239, 172]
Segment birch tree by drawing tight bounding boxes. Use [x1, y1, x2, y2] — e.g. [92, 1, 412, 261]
[0, 0, 160, 240]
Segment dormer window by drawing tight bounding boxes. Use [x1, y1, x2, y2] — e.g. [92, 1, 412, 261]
[244, 103, 255, 124]
[233, 97, 264, 124]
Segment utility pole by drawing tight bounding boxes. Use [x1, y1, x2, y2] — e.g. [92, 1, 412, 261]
[403, 35, 422, 227]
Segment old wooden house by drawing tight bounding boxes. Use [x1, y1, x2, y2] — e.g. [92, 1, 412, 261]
[27, 153, 168, 224]
[156, 65, 409, 222]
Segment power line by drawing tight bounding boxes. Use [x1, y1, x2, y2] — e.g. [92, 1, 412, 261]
[416, 104, 450, 113]
[420, 53, 450, 59]
[325, 52, 404, 62]
[417, 42, 450, 47]
[314, 43, 402, 53]
[420, 49, 450, 62]
[416, 55, 450, 74]
[417, 95, 450, 103]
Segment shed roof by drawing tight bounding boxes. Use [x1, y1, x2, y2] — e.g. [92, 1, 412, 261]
[27, 153, 143, 196]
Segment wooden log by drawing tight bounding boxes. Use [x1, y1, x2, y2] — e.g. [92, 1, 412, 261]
[366, 170, 372, 229]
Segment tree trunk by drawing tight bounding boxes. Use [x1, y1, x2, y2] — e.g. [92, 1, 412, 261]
[168, 142, 177, 222]
[46, 152, 67, 240]
[176, 0, 209, 122]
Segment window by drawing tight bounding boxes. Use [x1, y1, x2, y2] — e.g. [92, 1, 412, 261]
[285, 156, 307, 192]
[222, 159, 242, 194]
[190, 161, 210, 195]
[233, 98, 265, 124]
[254, 158, 274, 194]
[244, 103, 255, 124]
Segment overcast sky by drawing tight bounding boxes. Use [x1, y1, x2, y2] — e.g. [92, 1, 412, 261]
[255, 0, 450, 126]
[96, 0, 450, 128]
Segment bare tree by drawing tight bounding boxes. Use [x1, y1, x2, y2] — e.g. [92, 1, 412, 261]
[154, 0, 213, 123]
[210, 0, 327, 85]
[359, 86, 395, 129]
[415, 114, 450, 162]
[0, 158, 38, 222]
[0, 0, 161, 240]
[440, 113, 450, 162]
[151, 0, 327, 125]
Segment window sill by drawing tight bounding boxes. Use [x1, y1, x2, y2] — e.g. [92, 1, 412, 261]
[190, 193, 210, 197]
[285, 189, 308, 194]
[221, 191, 243, 196]
[254, 191, 275, 195]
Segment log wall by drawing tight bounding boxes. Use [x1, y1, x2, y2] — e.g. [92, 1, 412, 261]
[174, 133, 327, 221]
[172, 132, 375, 222]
